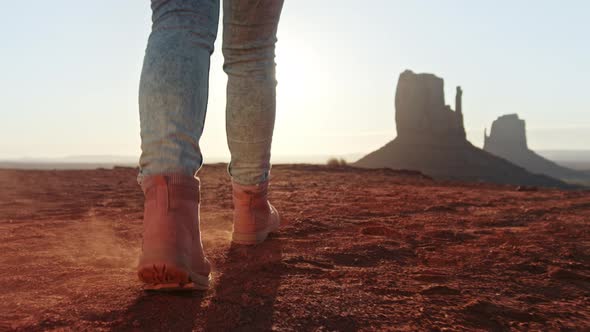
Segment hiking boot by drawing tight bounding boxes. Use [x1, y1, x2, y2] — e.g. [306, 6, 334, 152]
[137, 174, 211, 290]
[231, 180, 280, 245]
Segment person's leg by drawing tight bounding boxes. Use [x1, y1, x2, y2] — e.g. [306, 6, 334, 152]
[138, 0, 220, 182]
[223, 0, 284, 245]
[223, 0, 284, 185]
[136, 0, 220, 290]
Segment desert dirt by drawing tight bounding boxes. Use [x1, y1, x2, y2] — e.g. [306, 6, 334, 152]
[0, 165, 589, 331]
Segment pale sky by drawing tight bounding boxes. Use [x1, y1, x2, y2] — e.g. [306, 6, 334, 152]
[1, 1, 589, 162]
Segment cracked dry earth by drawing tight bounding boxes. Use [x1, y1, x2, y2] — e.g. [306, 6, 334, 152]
[0, 164, 589, 331]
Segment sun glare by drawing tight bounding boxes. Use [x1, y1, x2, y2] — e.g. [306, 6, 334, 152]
[276, 42, 315, 102]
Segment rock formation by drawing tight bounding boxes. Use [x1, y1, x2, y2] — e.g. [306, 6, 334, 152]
[354, 70, 572, 188]
[395, 71, 466, 143]
[484, 114, 587, 183]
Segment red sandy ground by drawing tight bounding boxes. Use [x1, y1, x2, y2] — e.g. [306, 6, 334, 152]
[0, 165, 589, 331]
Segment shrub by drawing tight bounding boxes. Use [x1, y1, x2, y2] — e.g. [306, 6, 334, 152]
[327, 157, 347, 167]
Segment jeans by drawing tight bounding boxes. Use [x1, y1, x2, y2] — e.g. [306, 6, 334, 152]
[138, 0, 284, 185]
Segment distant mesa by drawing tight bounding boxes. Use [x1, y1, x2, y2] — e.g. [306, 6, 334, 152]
[354, 70, 570, 188]
[484, 114, 588, 183]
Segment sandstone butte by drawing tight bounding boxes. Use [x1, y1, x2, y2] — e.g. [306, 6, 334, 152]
[354, 70, 572, 188]
[484, 114, 589, 185]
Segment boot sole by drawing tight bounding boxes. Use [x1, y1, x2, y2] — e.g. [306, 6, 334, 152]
[137, 263, 210, 291]
[232, 211, 280, 245]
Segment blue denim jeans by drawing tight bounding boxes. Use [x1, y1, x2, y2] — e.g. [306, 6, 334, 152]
[138, 0, 284, 185]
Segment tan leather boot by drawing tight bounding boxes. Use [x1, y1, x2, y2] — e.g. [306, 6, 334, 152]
[232, 180, 280, 245]
[137, 174, 210, 290]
